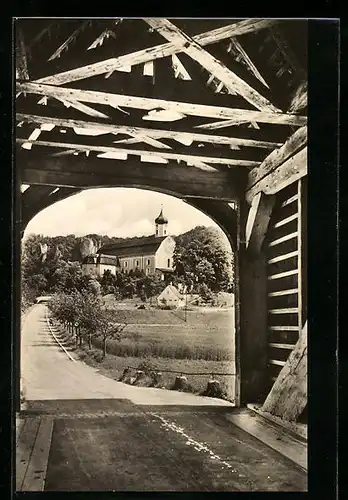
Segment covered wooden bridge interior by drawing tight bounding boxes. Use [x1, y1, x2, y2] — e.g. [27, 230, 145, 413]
[15, 18, 308, 423]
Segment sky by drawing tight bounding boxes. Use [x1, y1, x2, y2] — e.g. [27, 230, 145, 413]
[24, 187, 223, 239]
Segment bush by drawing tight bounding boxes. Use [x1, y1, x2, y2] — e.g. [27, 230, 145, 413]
[93, 352, 104, 363]
[137, 358, 157, 374]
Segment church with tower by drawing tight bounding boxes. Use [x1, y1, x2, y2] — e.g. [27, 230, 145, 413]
[81, 207, 176, 279]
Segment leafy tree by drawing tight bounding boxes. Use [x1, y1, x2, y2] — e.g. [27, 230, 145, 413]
[87, 278, 102, 296]
[173, 226, 234, 293]
[95, 308, 127, 358]
[99, 269, 116, 295]
[197, 282, 215, 303]
[77, 292, 102, 349]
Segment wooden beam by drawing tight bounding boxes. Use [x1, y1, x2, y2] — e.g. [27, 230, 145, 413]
[247, 147, 307, 202]
[245, 192, 276, 255]
[196, 118, 250, 130]
[262, 322, 307, 421]
[18, 153, 245, 201]
[16, 82, 307, 127]
[16, 138, 261, 168]
[247, 126, 307, 190]
[33, 19, 278, 86]
[238, 211, 269, 403]
[227, 37, 269, 89]
[184, 198, 238, 251]
[47, 21, 89, 61]
[17, 112, 282, 149]
[288, 81, 307, 113]
[56, 97, 110, 119]
[16, 27, 29, 81]
[144, 19, 280, 113]
[17, 120, 266, 163]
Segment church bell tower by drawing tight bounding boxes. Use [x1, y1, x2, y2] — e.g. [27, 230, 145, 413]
[155, 206, 168, 237]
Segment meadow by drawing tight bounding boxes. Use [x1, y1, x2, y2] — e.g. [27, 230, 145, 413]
[96, 308, 234, 361]
[54, 306, 236, 400]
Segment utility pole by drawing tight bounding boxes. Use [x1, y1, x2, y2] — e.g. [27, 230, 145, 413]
[184, 289, 188, 323]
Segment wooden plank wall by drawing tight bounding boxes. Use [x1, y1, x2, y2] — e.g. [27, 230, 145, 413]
[264, 178, 306, 391]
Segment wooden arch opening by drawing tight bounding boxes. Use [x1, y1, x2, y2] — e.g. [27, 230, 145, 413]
[16, 18, 307, 421]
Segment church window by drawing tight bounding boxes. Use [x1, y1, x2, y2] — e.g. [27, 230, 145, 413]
[167, 258, 170, 267]
[147, 258, 151, 265]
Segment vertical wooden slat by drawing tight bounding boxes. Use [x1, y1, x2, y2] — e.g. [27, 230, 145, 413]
[297, 179, 303, 330]
[300, 177, 307, 326]
[265, 181, 301, 385]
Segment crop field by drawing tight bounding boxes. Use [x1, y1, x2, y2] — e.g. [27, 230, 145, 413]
[95, 308, 235, 361]
[107, 308, 233, 328]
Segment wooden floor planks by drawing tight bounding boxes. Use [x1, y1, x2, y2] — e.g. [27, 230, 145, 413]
[16, 416, 54, 491]
[225, 410, 307, 471]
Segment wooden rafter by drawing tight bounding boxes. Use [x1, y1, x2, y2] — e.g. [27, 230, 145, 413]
[47, 21, 89, 61]
[171, 54, 192, 80]
[246, 147, 307, 202]
[247, 125, 307, 191]
[16, 27, 29, 81]
[56, 97, 110, 119]
[87, 28, 117, 51]
[16, 82, 307, 127]
[196, 118, 250, 130]
[16, 113, 282, 150]
[288, 81, 307, 113]
[16, 138, 261, 168]
[32, 19, 278, 85]
[113, 135, 172, 149]
[226, 37, 269, 88]
[144, 19, 280, 112]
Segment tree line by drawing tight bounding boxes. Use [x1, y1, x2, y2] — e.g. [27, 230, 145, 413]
[48, 290, 126, 358]
[21, 225, 234, 309]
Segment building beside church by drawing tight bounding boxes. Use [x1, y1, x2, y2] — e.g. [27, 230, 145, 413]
[81, 253, 119, 277]
[81, 208, 176, 279]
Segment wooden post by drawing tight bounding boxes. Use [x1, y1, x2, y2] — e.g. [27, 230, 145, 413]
[237, 197, 272, 405]
[261, 322, 307, 421]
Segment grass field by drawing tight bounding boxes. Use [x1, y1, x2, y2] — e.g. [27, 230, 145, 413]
[107, 308, 233, 328]
[95, 308, 234, 361]
[53, 306, 236, 400]
[77, 349, 236, 401]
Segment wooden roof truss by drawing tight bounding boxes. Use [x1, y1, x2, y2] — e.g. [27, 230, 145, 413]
[16, 18, 307, 200]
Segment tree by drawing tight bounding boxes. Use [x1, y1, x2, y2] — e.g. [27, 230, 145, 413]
[173, 226, 234, 293]
[95, 309, 127, 358]
[100, 269, 116, 295]
[77, 292, 102, 349]
[87, 278, 102, 296]
[198, 282, 215, 303]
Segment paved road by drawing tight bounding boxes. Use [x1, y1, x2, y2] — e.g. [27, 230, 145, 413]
[18, 305, 307, 492]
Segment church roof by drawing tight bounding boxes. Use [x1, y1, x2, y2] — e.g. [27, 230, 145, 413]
[82, 254, 97, 264]
[97, 254, 119, 266]
[82, 253, 119, 265]
[155, 208, 168, 224]
[98, 235, 167, 258]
